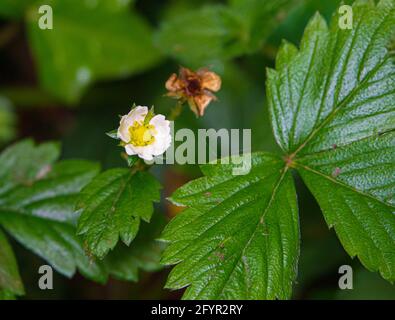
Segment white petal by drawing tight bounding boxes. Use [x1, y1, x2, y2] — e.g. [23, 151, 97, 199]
[118, 116, 131, 142]
[129, 145, 155, 161]
[150, 115, 171, 134]
[121, 111, 171, 161]
[125, 144, 137, 155]
[128, 106, 149, 123]
[151, 133, 172, 156]
[149, 115, 172, 156]
[118, 106, 149, 143]
[140, 153, 154, 161]
[124, 106, 148, 127]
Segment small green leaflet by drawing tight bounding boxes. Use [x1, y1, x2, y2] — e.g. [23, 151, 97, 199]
[0, 229, 24, 296]
[266, 0, 395, 283]
[77, 168, 161, 259]
[297, 133, 395, 281]
[163, 0, 395, 299]
[161, 153, 299, 299]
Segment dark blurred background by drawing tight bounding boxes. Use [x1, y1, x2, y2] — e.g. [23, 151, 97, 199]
[0, 0, 393, 299]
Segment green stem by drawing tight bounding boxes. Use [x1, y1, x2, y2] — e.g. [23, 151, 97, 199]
[168, 101, 184, 121]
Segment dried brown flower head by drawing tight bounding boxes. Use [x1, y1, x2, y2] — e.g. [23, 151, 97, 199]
[165, 67, 222, 117]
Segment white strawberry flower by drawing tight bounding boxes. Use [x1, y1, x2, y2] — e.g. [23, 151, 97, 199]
[117, 106, 171, 161]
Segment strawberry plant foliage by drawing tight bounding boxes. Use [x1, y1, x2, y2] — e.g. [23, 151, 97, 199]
[0, 140, 107, 290]
[162, 154, 299, 299]
[268, 0, 395, 282]
[162, 0, 395, 299]
[105, 211, 166, 282]
[0, 140, 164, 297]
[0, 229, 24, 297]
[77, 168, 161, 259]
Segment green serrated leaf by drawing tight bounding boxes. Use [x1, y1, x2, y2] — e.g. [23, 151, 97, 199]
[105, 211, 166, 282]
[267, 0, 395, 154]
[161, 153, 299, 299]
[26, 0, 162, 103]
[0, 139, 60, 192]
[77, 169, 161, 259]
[0, 212, 107, 282]
[0, 140, 106, 283]
[267, 0, 395, 282]
[296, 132, 395, 281]
[0, 229, 24, 296]
[0, 139, 166, 287]
[0, 159, 100, 224]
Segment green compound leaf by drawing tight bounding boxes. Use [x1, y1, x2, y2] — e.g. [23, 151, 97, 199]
[77, 168, 161, 259]
[26, 0, 162, 103]
[162, 0, 395, 299]
[161, 153, 299, 299]
[0, 229, 24, 296]
[0, 139, 166, 290]
[0, 140, 107, 283]
[267, 0, 395, 282]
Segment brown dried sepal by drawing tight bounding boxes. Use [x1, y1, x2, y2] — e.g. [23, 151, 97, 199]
[165, 66, 222, 117]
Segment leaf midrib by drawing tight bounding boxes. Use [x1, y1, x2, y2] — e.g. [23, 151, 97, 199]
[216, 166, 289, 299]
[80, 171, 134, 245]
[288, 4, 393, 159]
[165, 166, 289, 295]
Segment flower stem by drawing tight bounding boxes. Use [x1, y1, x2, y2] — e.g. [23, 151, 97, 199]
[168, 101, 184, 121]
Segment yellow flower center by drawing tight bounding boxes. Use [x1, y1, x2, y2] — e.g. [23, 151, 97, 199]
[129, 121, 156, 146]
